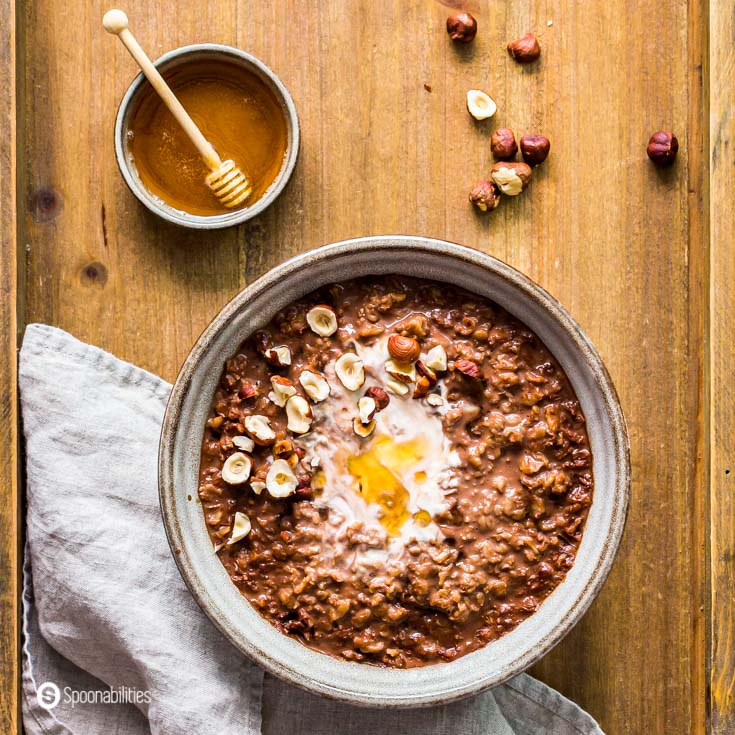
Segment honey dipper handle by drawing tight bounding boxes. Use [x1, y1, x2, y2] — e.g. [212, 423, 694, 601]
[103, 9, 222, 171]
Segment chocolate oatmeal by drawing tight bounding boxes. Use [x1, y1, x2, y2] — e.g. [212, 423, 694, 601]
[197, 276, 593, 668]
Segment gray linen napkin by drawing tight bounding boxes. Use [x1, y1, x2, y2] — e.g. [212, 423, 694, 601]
[19, 323, 605, 735]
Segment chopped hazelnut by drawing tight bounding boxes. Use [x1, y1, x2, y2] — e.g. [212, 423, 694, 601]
[221, 452, 252, 485]
[285, 395, 313, 434]
[466, 90, 497, 121]
[306, 305, 338, 336]
[491, 161, 532, 196]
[454, 358, 482, 380]
[364, 386, 390, 410]
[469, 181, 501, 212]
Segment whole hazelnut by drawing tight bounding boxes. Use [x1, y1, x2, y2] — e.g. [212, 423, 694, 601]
[469, 181, 501, 212]
[491, 128, 518, 160]
[520, 134, 550, 165]
[387, 334, 421, 363]
[490, 162, 532, 196]
[647, 131, 678, 166]
[507, 33, 541, 63]
[446, 13, 477, 43]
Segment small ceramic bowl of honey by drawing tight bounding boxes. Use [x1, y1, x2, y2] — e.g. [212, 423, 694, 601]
[114, 44, 299, 229]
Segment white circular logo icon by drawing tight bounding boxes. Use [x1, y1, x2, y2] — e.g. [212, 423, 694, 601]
[37, 682, 61, 710]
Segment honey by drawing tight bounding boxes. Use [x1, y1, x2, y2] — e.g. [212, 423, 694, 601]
[348, 435, 431, 536]
[126, 59, 288, 216]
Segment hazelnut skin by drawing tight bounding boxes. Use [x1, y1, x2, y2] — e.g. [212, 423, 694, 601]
[647, 131, 678, 166]
[469, 181, 501, 212]
[491, 128, 518, 160]
[520, 134, 551, 165]
[507, 33, 541, 63]
[446, 13, 477, 43]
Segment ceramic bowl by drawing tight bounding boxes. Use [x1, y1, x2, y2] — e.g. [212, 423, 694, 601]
[114, 44, 300, 229]
[159, 236, 630, 707]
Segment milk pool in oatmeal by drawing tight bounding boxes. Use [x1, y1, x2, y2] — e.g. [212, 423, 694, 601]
[197, 276, 593, 668]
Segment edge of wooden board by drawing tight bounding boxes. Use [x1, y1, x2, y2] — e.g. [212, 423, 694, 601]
[709, 0, 735, 731]
[0, 0, 19, 730]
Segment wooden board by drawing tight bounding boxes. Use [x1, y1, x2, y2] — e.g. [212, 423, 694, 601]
[2, 0, 731, 732]
[709, 1, 735, 731]
[0, 0, 19, 730]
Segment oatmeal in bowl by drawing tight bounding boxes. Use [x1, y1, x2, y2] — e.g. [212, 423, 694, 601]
[160, 237, 628, 705]
[199, 276, 593, 668]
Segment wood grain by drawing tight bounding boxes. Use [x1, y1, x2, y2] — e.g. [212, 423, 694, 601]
[709, 0, 734, 730]
[8, 0, 720, 732]
[0, 0, 19, 730]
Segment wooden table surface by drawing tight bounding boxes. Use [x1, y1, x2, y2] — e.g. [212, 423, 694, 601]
[1, 1, 733, 733]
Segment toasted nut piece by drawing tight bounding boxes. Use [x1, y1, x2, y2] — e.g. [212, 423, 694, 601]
[238, 383, 257, 400]
[647, 130, 678, 166]
[286, 395, 313, 434]
[454, 358, 482, 379]
[232, 435, 255, 453]
[466, 89, 497, 121]
[273, 438, 295, 458]
[266, 345, 292, 367]
[413, 376, 431, 399]
[299, 370, 331, 402]
[335, 352, 365, 391]
[250, 480, 266, 495]
[268, 376, 297, 407]
[244, 414, 276, 445]
[425, 345, 448, 372]
[294, 474, 314, 501]
[491, 128, 518, 160]
[353, 417, 377, 437]
[416, 361, 437, 384]
[446, 12, 477, 43]
[306, 305, 338, 336]
[253, 330, 271, 355]
[520, 134, 551, 165]
[507, 32, 541, 63]
[469, 180, 501, 212]
[386, 378, 410, 396]
[426, 393, 445, 407]
[387, 334, 421, 363]
[491, 161, 532, 196]
[358, 396, 377, 424]
[266, 459, 298, 497]
[227, 511, 252, 545]
[385, 358, 417, 383]
[221, 452, 253, 484]
[364, 386, 390, 410]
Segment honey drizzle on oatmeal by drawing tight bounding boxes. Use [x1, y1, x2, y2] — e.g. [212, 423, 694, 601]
[347, 435, 432, 536]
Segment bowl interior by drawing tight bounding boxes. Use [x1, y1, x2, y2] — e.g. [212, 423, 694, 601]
[159, 236, 629, 707]
[115, 44, 300, 229]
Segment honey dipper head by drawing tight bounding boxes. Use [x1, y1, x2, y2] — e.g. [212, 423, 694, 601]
[205, 160, 253, 209]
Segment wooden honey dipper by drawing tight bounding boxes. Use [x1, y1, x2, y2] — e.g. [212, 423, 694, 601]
[103, 9, 252, 208]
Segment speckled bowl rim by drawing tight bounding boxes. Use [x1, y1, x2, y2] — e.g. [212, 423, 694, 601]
[114, 43, 300, 229]
[159, 236, 630, 707]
